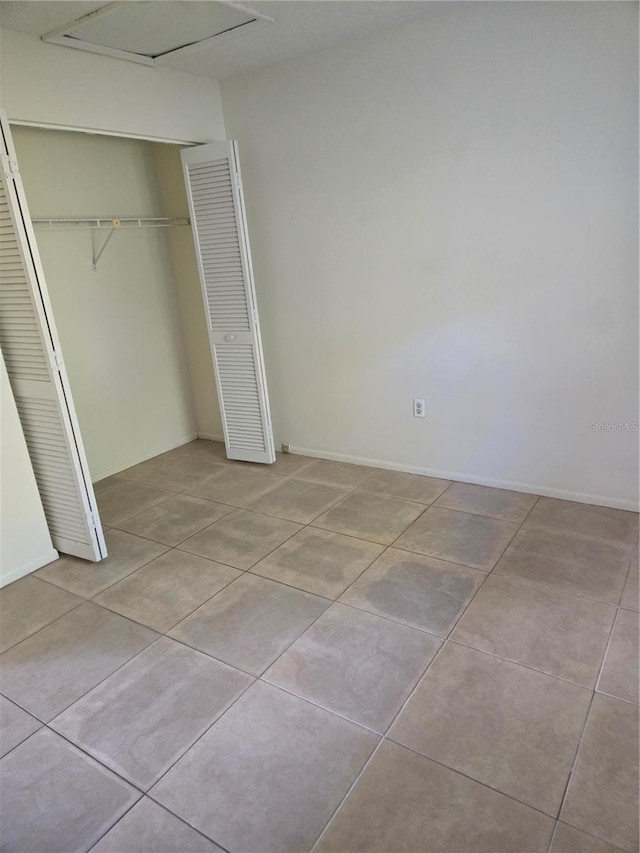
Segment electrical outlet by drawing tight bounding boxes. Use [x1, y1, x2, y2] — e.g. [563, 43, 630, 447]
[281, 443, 292, 454]
[413, 398, 425, 418]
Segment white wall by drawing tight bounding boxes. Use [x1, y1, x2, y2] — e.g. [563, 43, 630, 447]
[0, 353, 56, 587]
[0, 27, 225, 142]
[221, 1, 639, 509]
[12, 126, 199, 481]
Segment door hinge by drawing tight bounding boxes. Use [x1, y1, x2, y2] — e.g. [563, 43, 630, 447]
[86, 510, 100, 528]
[49, 351, 64, 372]
[1, 155, 19, 179]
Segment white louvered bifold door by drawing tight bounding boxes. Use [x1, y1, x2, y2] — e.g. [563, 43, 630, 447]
[181, 141, 275, 464]
[0, 111, 106, 561]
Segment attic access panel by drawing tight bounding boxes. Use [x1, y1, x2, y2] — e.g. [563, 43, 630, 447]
[42, 1, 274, 66]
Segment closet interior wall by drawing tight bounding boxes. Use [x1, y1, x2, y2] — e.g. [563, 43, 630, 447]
[11, 126, 222, 482]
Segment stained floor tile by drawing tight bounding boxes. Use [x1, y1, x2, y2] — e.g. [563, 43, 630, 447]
[92, 797, 224, 852]
[561, 694, 639, 851]
[179, 509, 301, 570]
[265, 603, 441, 731]
[150, 681, 378, 853]
[360, 469, 451, 504]
[94, 551, 241, 632]
[494, 527, 631, 604]
[189, 466, 284, 507]
[550, 823, 627, 853]
[525, 497, 639, 545]
[36, 529, 168, 598]
[0, 602, 157, 721]
[313, 491, 424, 545]
[52, 637, 251, 789]
[0, 576, 82, 653]
[96, 481, 173, 525]
[434, 482, 538, 522]
[116, 494, 234, 546]
[621, 557, 639, 611]
[0, 696, 41, 758]
[248, 477, 348, 523]
[0, 729, 139, 853]
[251, 527, 383, 598]
[395, 506, 518, 570]
[168, 574, 328, 674]
[339, 547, 484, 635]
[390, 642, 591, 814]
[119, 453, 226, 493]
[451, 574, 615, 687]
[293, 458, 375, 489]
[596, 608, 639, 704]
[315, 740, 554, 852]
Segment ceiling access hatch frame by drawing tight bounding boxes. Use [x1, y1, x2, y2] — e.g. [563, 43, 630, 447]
[41, 1, 275, 67]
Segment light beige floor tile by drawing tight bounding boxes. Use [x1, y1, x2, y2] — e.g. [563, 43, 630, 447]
[115, 494, 234, 546]
[96, 481, 173, 525]
[621, 557, 639, 612]
[451, 574, 615, 687]
[0, 696, 41, 758]
[93, 797, 224, 852]
[494, 527, 630, 604]
[189, 466, 284, 507]
[434, 482, 538, 522]
[315, 740, 554, 853]
[52, 637, 251, 789]
[390, 642, 591, 814]
[178, 509, 301, 570]
[119, 454, 227, 493]
[168, 574, 328, 674]
[293, 458, 376, 489]
[525, 497, 639, 545]
[313, 491, 424, 545]
[339, 547, 484, 635]
[265, 603, 440, 731]
[36, 529, 169, 598]
[596, 609, 639, 704]
[0, 729, 139, 853]
[94, 551, 241, 632]
[395, 506, 518, 570]
[248, 478, 348, 523]
[561, 694, 639, 851]
[0, 602, 157, 721]
[251, 527, 383, 598]
[0, 576, 82, 653]
[93, 475, 126, 494]
[174, 439, 230, 463]
[151, 681, 377, 853]
[268, 452, 315, 476]
[361, 469, 451, 504]
[550, 823, 627, 853]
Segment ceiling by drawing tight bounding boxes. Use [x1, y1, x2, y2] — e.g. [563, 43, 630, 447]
[0, 1, 434, 80]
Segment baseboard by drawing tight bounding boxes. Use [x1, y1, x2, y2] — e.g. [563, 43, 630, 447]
[93, 432, 200, 482]
[286, 444, 639, 512]
[197, 432, 225, 443]
[0, 547, 59, 589]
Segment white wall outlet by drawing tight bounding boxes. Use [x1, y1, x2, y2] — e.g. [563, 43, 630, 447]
[413, 398, 425, 418]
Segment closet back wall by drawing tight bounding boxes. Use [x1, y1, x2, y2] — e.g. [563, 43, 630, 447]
[12, 126, 197, 481]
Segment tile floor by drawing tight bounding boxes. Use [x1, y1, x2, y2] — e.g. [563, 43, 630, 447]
[0, 439, 638, 853]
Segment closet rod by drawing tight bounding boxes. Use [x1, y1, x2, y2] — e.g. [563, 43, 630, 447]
[31, 216, 190, 229]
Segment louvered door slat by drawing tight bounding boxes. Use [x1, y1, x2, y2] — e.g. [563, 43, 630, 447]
[0, 110, 106, 561]
[182, 141, 275, 464]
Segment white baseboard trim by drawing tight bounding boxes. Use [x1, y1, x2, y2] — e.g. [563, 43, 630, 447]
[93, 432, 200, 482]
[197, 432, 225, 443]
[285, 444, 639, 512]
[0, 547, 59, 589]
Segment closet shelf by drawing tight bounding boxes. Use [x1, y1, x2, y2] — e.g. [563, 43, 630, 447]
[30, 216, 191, 270]
[31, 216, 190, 229]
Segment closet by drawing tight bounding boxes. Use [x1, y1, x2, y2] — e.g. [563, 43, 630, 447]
[0, 114, 274, 564]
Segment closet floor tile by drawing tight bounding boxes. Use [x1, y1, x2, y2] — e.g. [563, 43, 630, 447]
[96, 481, 174, 526]
[115, 494, 234, 546]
